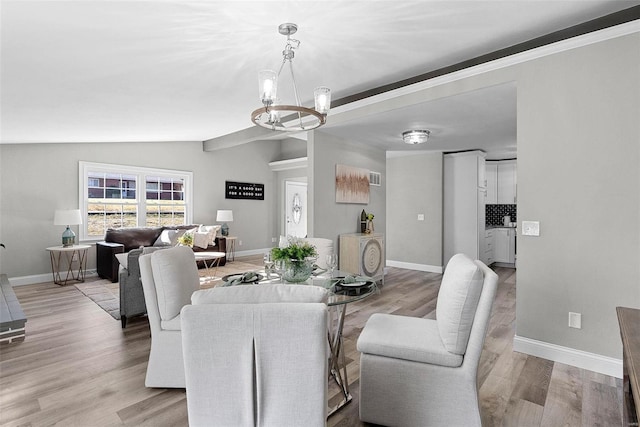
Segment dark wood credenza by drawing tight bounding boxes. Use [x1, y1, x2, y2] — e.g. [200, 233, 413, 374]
[617, 306, 640, 426]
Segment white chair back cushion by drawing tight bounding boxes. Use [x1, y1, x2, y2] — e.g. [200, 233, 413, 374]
[181, 303, 328, 426]
[436, 253, 484, 355]
[192, 284, 328, 305]
[150, 246, 200, 321]
[303, 237, 333, 269]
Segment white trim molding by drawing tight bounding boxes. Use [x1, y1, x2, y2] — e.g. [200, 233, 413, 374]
[386, 260, 443, 274]
[9, 270, 98, 287]
[513, 335, 622, 379]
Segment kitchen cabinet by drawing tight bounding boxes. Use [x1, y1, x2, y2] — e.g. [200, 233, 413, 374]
[493, 227, 516, 265]
[485, 160, 517, 204]
[485, 163, 497, 204]
[483, 229, 494, 265]
[444, 151, 486, 266]
[497, 161, 517, 204]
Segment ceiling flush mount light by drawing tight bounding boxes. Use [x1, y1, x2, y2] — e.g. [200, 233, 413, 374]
[251, 23, 331, 132]
[402, 130, 431, 145]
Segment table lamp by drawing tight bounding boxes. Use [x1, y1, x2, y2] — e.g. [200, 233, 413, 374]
[216, 210, 233, 236]
[54, 209, 82, 247]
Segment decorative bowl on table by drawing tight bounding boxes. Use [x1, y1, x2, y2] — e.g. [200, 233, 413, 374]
[283, 258, 316, 283]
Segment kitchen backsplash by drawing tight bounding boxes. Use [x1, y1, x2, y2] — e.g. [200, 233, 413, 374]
[486, 204, 517, 226]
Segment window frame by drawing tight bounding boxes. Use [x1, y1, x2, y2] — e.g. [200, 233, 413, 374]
[79, 161, 194, 242]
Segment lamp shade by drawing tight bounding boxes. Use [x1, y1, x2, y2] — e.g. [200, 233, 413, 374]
[54, 209, 82, 226]
[216, 210, 233, 222]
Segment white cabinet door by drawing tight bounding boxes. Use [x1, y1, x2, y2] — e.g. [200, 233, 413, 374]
[494, 228, 516, 264]
[485, 163, 497, 204]
[497, 161, 517, 204]
[483, 229, 494, 265]
[493, 228, 510, 263]
[508, 229, 516, 263]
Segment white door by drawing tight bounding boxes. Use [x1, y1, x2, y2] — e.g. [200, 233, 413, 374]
[285, 181, 307, 238]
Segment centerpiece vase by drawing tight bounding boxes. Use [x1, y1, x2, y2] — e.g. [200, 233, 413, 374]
[283, 258, 315, 283]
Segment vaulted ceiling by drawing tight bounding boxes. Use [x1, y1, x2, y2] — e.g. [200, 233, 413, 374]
[1, 1, 638, 158]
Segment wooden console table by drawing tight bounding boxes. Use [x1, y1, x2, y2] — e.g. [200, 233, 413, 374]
[617, 306, 640, 426]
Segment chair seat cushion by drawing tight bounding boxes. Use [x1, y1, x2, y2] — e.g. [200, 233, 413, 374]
[160, 314, 181, 331]
[191, 284, 328, 305]
[357, 313, 463, 367]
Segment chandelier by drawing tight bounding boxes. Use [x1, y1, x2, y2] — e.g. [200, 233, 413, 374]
[251, 23, 331, 132]
[402, 130, 431, 145]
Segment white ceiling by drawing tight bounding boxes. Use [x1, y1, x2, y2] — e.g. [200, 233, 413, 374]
[1, 1, 638, 158]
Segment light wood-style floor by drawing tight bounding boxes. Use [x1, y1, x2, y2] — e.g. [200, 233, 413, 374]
[0, 260, 623, 426]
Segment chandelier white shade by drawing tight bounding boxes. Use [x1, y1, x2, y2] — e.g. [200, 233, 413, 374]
[252, 23, 331, 132]
[402, 130, 431, 145]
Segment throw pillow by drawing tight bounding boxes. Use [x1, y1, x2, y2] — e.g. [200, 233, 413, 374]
[199, 225, 221, 246]
[153, 229, 180, 247]
[115, 253, 128, 269]
[436, 253, 484, 355]
[193, 231, 211, 249]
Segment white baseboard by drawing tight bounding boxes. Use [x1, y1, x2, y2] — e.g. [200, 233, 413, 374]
[513, 335, 622, 379]
[386, 260, 443, 274]
[235, 248, 270, 258]
[9, 269, 98, 286]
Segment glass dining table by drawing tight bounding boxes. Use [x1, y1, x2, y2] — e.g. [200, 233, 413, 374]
[220, 269, 379, 416]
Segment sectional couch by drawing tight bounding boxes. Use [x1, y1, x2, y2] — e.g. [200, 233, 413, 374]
[96, 225, 226, 282]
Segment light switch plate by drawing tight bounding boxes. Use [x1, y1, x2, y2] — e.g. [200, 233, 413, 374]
[417, 214, 425, 221]
[569, 312, 582, 329]
[522, 221, 540, 236]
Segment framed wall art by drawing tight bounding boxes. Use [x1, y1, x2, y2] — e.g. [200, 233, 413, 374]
[335, 164, 369, 204]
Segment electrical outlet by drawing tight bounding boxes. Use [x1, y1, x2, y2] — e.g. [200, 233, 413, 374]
[568, 312, 582, 329]
[72, 253, 78, 262]
[239, 240, 242, 246]
[417, 214, 425, 221]
[271, 237, 277, 243]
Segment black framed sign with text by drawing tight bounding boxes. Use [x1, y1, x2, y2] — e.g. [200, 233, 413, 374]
[225, 181, 264, 200]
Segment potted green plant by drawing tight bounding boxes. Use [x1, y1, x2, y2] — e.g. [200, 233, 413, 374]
[271, 237, 318, 283]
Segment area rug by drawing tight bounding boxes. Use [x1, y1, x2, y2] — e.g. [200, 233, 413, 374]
[75, 280, 121, 320]
[74, 259, 263, 321]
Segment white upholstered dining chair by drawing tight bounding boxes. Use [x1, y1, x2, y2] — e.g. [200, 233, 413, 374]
[357, 253, 498, 427]
[302, 237, 334, 270]
[138, 245, 200, 388]
[181, 284, 329, 427]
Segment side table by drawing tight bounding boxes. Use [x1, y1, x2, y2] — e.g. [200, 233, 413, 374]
[225, 236, 237, 262]
[193, 252, 226, 284]
[46, 245, 90, 286]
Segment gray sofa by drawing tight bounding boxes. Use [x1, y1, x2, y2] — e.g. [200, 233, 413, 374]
[118, 247, 165, 328]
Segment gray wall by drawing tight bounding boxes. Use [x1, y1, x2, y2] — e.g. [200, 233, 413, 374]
[308, 131, 386, 248]
[0, 140, 280, 278]
[386, 152, 443, 268]
[515, 33, 640, 358]
[313, 32, 639, 361]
